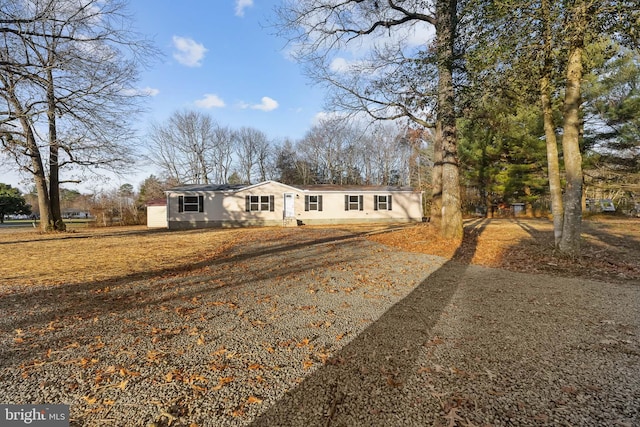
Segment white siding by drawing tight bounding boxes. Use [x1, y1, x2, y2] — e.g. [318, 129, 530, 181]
[147, 206, 167, 228]
[166, 181, 424, 229]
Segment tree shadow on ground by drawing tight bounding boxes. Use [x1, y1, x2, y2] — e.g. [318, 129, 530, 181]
[250, 220, 489, 426]
[0, 229, 378, 368]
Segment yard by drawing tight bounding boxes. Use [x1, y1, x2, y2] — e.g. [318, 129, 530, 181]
[0, 218, 638, 426]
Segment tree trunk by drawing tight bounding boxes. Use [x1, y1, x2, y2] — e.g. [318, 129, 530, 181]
[524, 185, 534, 217]
[436, 0, 463, 239]
[46, 68, 65, 231]
[25, 125, 52, 232]
[9, 88, 53, 232]
[541, 81, 563, 242]
[431, 122, 443, 225]
[559, 3, 586, 254]
[540, 0, 563, 246]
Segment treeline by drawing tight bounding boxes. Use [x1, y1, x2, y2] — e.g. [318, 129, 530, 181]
[147, 111, 433, 189]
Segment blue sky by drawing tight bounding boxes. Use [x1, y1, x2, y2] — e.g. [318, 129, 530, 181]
[132, 0, 325, 140]
[2, 0, 328, 191]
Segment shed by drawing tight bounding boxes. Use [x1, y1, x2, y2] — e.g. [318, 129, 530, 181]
[146, 198, 168, 228]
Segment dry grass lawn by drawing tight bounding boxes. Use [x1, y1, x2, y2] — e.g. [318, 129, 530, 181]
[0, 226, 252, 287]
[1, 218, 638, 289]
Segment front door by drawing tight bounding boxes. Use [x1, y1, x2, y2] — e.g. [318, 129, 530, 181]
[284, 193, 295, 218]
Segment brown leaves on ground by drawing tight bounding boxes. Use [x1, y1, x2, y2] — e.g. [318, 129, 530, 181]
[2, 218, 636, 290]
[370, 218, 640, 284]
[0, 226, 251, 288]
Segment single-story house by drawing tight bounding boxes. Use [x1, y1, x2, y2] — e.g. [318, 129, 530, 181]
[160, 180, 424, 230]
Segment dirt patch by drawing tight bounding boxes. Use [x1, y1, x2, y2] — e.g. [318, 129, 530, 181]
[369, 217, 640, 284]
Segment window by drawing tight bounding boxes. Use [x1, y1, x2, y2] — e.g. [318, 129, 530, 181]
[374, 195, 393, 211]
[344, 195, 364, 211]
[305, 195, 323, 211]
[178, 195, 204, 213]
[245, 195, 274, 212]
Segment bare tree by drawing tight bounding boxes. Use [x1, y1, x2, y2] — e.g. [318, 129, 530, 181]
[298, 118, 348, 184]
[235, 127, 270, 184]
[276, 0, 462, 238]
[211, 125, 234, 184]
[0, 0, 157, 231]
[147, 111, 217, 184]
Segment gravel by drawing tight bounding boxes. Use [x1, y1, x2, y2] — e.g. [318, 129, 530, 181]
[1, 228, 638, 427]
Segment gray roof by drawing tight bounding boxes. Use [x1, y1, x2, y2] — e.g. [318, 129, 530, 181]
[167, 184, 248, 192]
[167, 181, 419, 193]
[296, 184, 417, 192]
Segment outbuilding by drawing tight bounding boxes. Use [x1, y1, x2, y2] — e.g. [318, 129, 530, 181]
[146, 198, 168, 228]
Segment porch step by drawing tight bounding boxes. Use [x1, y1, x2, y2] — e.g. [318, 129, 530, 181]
[282, 217, 297, 227]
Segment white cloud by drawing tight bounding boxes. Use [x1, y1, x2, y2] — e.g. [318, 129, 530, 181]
[122, 86, 160, 97]
[329, 57, 352, 73]
[249, 96, 279, 112]
[312, 111, 346, 126]
[172, 36, 207, 67]
[195, 94, 226, 108]
[235, 0, 254, 17]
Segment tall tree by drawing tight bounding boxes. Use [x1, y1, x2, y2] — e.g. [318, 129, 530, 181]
[234, 127, 270, 184]
[466, 0, 639, 254]
[147, 111, 217, 184]
[0, 183, 31, 223]
[583, 46, 640, 173]
[277, 0, 463, 238]
[0, 0, 157, 231]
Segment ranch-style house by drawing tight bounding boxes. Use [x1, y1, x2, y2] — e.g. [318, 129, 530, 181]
[148, 180, 424, 229]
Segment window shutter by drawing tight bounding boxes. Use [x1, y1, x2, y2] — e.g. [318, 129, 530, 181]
[305, 195, 309, 211]
[269, 195, 275, 212]
[198, 195, 204, 212]
[345, 195, 349, 211]
[245, 195, 250, 212]
[359, 195, 364, 211]
[374, 195, 378, 211]
[388, 195, 393, 211]
[318, 195, 323, 211]
[178, 196, 184, 213]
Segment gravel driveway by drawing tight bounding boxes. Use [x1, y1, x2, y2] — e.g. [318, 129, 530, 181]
[1, 227, 638, 426]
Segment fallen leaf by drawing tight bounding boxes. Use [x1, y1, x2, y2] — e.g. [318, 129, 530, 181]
[83, 396, 97, 404]
[212, 376, 234, 390]
[247, 396, 263, 404]
[443, 407, 463, 427]
[386, 375, 403, 388]
[211, 347, 226, 356]
[146, 350, 164, 362]
[317, 352, 330, 364]
[425, 336, 445, 347]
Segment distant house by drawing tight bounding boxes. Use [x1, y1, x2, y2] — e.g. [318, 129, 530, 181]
[61, 209, 91, 219]
[159, 180, 423, 230]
